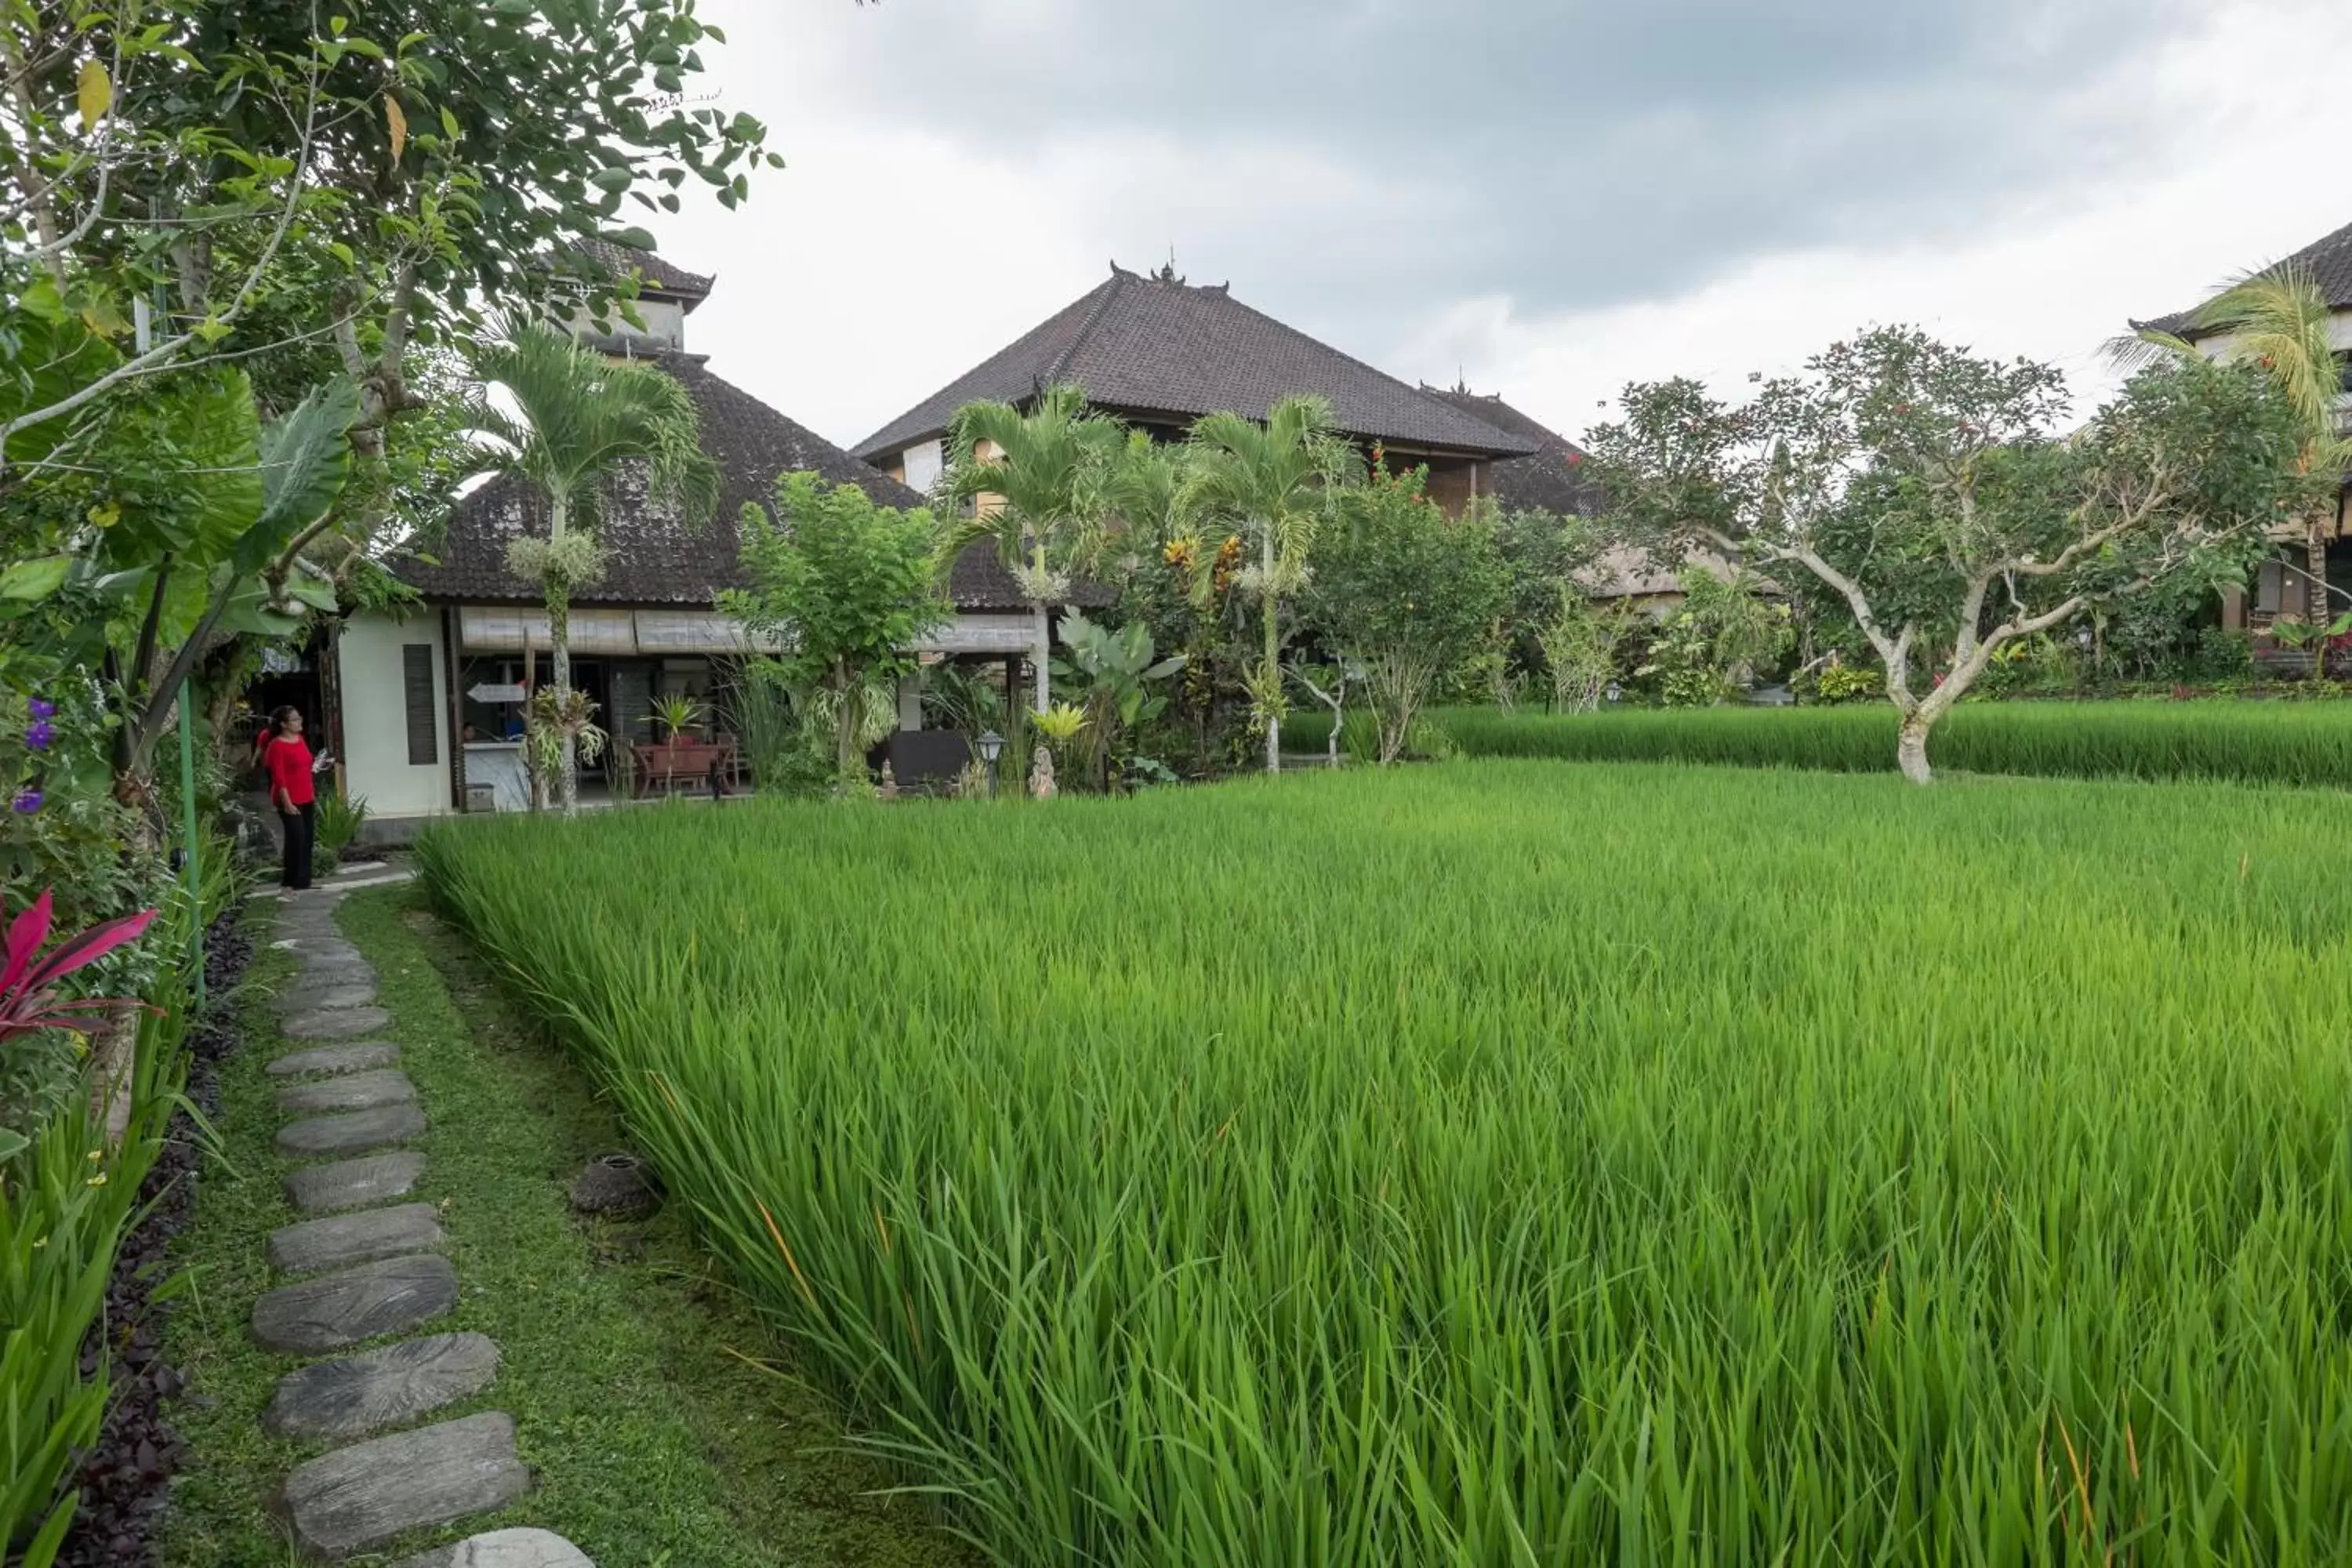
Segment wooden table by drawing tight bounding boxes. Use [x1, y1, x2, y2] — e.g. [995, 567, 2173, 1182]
[630, 740, 735, 797]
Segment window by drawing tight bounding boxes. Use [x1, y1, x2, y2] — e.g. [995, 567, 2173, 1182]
[902, 439, 945, 494]
[402, 644, 438, 766]
[2256, 558, 2288, 615]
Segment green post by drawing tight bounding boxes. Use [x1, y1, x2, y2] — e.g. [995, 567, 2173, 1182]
[179, 677, 203, 1003]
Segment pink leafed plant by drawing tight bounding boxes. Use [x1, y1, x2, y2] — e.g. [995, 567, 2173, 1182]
[1, 890, 159, 1044]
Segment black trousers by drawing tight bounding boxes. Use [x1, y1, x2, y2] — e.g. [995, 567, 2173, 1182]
[281, 801, 315, 890]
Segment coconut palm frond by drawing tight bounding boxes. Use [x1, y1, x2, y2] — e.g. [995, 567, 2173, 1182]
[2102, 328, 2198, 376]
[1178, 396, 1360, 539]
[944, 384, 1127, 582]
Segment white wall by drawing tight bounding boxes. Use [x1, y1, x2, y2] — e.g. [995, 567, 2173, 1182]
[336, 611, 452, 822]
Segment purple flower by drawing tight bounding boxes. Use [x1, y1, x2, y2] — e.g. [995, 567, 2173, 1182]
[27, 698, 54, 720]
[24, 720, 53, 751]
[11, 787, 41, 814]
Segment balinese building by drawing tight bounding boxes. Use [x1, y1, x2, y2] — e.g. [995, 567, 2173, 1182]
[323, 246, 1046, 837]
[854, 262, 1538, 514]
[2130, 218, 2352, 636]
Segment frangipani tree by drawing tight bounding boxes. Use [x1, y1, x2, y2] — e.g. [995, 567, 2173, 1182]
[1179, 394, 1361, 772]
[946, 384, 1127, 714]
[1589, 326, 2314, 782]
[464, 320, 717, 815]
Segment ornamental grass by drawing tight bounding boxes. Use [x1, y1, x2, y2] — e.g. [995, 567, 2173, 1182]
[420, 763, 2352, 1565]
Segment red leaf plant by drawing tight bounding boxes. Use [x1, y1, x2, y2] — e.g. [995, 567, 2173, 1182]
[1, 890, 159, 1044]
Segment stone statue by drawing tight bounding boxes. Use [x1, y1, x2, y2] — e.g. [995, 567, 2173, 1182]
[878, 760, 899, 801]
[1029, 745, 1057, 800]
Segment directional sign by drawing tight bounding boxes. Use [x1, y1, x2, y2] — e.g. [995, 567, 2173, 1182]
[467, 682, 528, 704]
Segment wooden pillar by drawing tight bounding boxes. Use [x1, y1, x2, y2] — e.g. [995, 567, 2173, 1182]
[442, 604, 468, 811]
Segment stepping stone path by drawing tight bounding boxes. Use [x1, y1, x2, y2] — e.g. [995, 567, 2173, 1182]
[278, 1412, 532, 1557]
[277, 1102, 430, 1159]
[268, 1203, 445, 1276]
[253, 883, 593, 1563]
[285, 1004, 396, 1040]
[390, 1529, 593, 1568]
[265, 1334, 501, 1441]
[286, 1152, 426, 1214]
[278, 1068, 420, 1116]
[269, 1040, 400, 1079]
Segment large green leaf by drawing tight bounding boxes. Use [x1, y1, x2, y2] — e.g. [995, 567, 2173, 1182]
[240, 379, 360, 572]
[0, 313, 122, 470]
[105, 369, 266, 570]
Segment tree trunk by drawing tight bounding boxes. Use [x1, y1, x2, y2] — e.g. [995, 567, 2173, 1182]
[1896, 712, 1933, 786]
[1029, 542, 1052, 715]
[549, 495, 578, 816]
[834, 662, 858, 786]
[1261, 527, 1280, 775]
[550, 591, 576, 816]
[2308, 516, 2333, 680]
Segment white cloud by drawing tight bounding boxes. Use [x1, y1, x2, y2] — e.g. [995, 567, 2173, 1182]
[655, 0, 2352, 453]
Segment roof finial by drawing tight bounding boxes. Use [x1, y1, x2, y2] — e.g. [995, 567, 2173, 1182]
[1154, 245, 1184, 285]
[1454, 365, 1469, 395]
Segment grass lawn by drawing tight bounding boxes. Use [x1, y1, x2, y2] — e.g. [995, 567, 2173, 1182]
[422, 764, 2352, 1566]
[160, 884, 975, 1567]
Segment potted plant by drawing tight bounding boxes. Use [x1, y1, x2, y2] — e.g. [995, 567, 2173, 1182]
[652, 693, 705, 744]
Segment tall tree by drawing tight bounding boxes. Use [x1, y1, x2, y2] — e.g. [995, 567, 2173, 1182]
[946, 384, 1126, 714]
[721, 471, 949, 789]
[1590, 327, 2314, 782]
[2124, 266, 2352, 644]
[463, 320, 717, 815]
[1179, 395, 1360, 772]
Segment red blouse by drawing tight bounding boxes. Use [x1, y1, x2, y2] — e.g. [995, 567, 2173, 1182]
[263, 736, 316, 808]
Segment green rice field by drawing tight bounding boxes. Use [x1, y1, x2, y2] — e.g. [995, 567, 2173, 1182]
[1289, 699, 2352, 788]
[419, 763, 2352, 1565]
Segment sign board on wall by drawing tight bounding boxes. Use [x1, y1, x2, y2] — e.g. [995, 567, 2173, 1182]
[467, 683, 528, 704]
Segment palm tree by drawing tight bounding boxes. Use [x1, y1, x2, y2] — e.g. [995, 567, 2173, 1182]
[465, 320, 720, 814]
[2125, 267, 2352, 652]
[946, 384, 1127, 714]
[1179, 395, 1362, 772]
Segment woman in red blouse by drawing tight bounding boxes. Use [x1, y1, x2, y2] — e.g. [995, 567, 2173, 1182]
[261, 706, 318, 891]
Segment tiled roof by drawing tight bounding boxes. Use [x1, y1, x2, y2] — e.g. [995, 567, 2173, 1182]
[1417, 387, 1606, 517]
[854, 265, 1541, 461]
[397, 350, 1058, 613]
[564, 239, 716, 308]
[2135, 217, 2352, 339]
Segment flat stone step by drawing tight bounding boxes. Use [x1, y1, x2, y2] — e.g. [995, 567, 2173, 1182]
[277, 1103, 426, 1159]
[279, 1411, 531, 1560]
[391, 1529, 593, 1568]
[278, 1068, 418, 1116]
[252, 1254, 458, 1355]
[293, 953, 378, 980]
[285, 1005, 394, 1040]
[286, 1152, 426, 1214]
[283, 982, 379, 1014]
[268, 1041, 400, 1079]
[264, 1333, 500, 1442]
[273, 935, 365, 962]
[269, 1203, 445, 1276]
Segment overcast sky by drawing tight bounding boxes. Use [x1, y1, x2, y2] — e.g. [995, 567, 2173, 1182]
[646, 0, 2352, 454]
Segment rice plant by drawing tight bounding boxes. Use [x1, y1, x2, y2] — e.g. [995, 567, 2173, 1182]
[419, 764, 2352, 1565]
[1287, 700, 2352, 788]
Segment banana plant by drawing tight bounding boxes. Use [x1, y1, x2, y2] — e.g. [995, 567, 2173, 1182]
[0, 331, 358, 806]
[1051, 608, 1183, 789]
